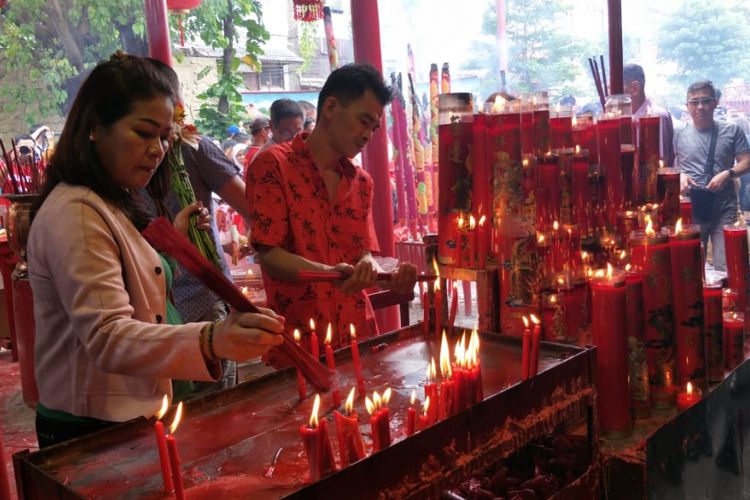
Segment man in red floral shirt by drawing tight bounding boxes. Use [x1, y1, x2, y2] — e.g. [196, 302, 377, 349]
[246, 63, 417, 351]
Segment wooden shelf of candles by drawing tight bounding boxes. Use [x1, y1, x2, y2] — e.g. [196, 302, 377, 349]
[13, 322, 597, 499]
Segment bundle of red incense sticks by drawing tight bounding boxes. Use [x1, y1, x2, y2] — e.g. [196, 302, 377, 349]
[142, 217, 331, 391]
[296, 270, 436, 283]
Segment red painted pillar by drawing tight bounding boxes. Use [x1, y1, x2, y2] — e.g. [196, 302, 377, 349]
[350, 0, 399, 333]
[607, 0, 623, 95]
[144, 0, 173, 66]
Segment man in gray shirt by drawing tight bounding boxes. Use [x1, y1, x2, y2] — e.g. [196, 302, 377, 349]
[675, 80, 750, 271]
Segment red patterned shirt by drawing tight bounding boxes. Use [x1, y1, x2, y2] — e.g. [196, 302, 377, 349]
[246, 133, 380, 349]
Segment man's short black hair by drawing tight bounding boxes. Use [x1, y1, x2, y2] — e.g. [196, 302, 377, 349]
[316, 63, 392, 113]
[687, 80, 716, 99]
[269, 99, 304, 127]
[623, 63, 645, 87]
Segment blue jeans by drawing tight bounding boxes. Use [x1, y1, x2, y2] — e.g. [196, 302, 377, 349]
[700, 206, 738, 271]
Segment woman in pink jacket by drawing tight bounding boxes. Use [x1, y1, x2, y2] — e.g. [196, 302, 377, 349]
[27, 53, 284, 448]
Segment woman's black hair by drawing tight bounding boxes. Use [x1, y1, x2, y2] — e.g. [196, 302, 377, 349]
[31, 52, 179, 230]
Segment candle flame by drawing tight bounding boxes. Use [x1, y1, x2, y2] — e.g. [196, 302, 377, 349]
[454, 334, 467, 367]
[382, 387, 392, 405]
[675, 218, 683, 235]
[659, 159, 664, 169]
[349, 323, 356, 340]
[309, 394, 321, 427]
[440, 333, 453, 378]
[365, 396, 374, 416]
[156, 394, 169, 420]
[430, 357, 438, 381]
[733, 312, 738, 320]
[452, 280, 458, 293]
[458, 215, 464, 227]
[410, 389, 416, 406]
[241, 286, 248, 295]
[325, 323, 332, 345]
[686, 381, 693, 396]
[309, 318, 316, 332]
[471, 325, 480, 351]
[432, 257, 440, 279]
[575, 144, 580, 154]
[529, 313, 540, 326]
[373, 391, 382, 409]
[423, 396, 431, 416]
[169, 402, 183, 434]
[469, 215, 476, 230]
[246, 268, 254, 276]
[493, 95, 506, 113]
[478, 215, 487, 227]
[522, 315, 529, 328]
[345, 387, 356, 414]
[522, 158, 529, 167]
[293, 328, 301, 343]
[550, 295, 557, 304]
[625, 263, 632, 272]
[619, 250, 627, 260]
[434, 277, 441, 292]
[553, 221, 559, 231]
[645, 217, 655, 236]
[606, 263, 613, 280]
[537, 233, 545, 244]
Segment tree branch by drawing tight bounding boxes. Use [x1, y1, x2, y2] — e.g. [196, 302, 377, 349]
[45, 0, 84, 71]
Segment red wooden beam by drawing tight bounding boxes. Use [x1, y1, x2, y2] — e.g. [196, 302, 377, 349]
[607, 0, 623, 95]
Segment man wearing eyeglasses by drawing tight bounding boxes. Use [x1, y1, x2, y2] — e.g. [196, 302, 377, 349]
[674, 80, 750, 271]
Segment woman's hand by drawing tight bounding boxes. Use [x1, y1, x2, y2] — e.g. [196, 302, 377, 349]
[334, 260, 376, 295]
[211, 307, 285, 361]
[174, 201, 211, 236]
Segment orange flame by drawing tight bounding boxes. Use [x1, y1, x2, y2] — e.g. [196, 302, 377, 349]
[293, 328, 301, 343]
[553, 220, 559, 231]
[309, 394, 321, 428]
[686, 381, 693, 396]
[382, 387, 392, 405]
[675, 218, 683, 235]
[325, 323, 332, 345]
[156, 394, 169, 420]
[469, 215, 476, 230]
[365, 396, 375, 416]
[458, 215, 465, 227]
[478, 215, 487, 227]
[309, 318, 316, 332]
[575, 144, 580, 154]
[349, 323, 356, 340]
[440, 333, 452, 378]
[345, 387, 356, 414]
[423, 396, 431, 416]
[373, 391, 382, 410]
[410, 389, 416, 406]
[522, 315, 529, 328]
[606, 263, 613, 280]
[529, 313, 540, 326]
[169, 402, 184, 434]
[645, 216, 654, 236]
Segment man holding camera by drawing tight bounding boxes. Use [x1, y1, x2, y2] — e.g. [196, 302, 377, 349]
[675, 80, 750, 271]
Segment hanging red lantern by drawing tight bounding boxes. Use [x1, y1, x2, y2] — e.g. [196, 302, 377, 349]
[293, 0, 324, 22]
[167, 0, 202, 47]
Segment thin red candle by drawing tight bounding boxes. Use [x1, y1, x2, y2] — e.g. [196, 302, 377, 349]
[636, 115, 661, 204]
[406, 390, 417, 437]
[571, 147, 591, 235]
[620, 115, 633, 145]
[676, 381, 701, 412]
[529, 314, 541, 377]
[667, 221, 706, 390]
[537, 154, 561, 228]
[703, 284, 724, 383]
[521, 316, 531, 380]
[598, 116, 623, 228]
[300, 394, 338, 481]
[591, 265, 632, 437]
[422, 290, 429, 336]
[324, 324, 341, 407]
[418, 397, 431, 430]
[166, 402, 185, 500]
[629, 227, 676, 408]
[153, 396, 173, 494]
[438, 334, 454, 419]
[723, 223, 749, 314]
[348, 324, 366, 398]
[448, 280, 459, 333]
[333, 389, 366, 467]
[723, 312, 745, 371]
[366, 389, 392, 452]
[293, 329, 307, 400]
[309, 318, 319, 360]
[550, 110, 573, 151]
[625, 268, 650, 418]
[424, 358, 440, 424]
[434, 278, 444, 337]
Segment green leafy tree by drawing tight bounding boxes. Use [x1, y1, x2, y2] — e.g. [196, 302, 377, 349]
[658, 0, 750, 91]
[468, 0, 593, 100]
[181, 0, 269, 139]
[0, 0, 148, 127]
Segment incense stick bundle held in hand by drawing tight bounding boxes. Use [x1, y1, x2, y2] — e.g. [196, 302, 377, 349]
[142, 216, 332, 391]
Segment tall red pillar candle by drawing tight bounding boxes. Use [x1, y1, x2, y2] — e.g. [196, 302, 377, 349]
[349, 324, 366, 398]
[667, 222, 706, 390]
[468, 328, 483, 403]
[406, 390, 417, 436]
[625, 268, 650, 418]
[591, 267, 632, 437]
[723, 223, 749, 313]
[153, 396, 173, 494]
[620, 115, 634, 146]
[309, 318, 320, 360]
[571, 148, 592, 236]
[434, 278, 444, 337]
[438, 335, 454, 419]
[636, 115, 661, 204]
[472, 113, 490, 230]
[629, 228, 676, 408]
[598, 116, 623, 228]
[486, 108, 522, 224]
[550, 108, 573, 152]
[333, 389, 366, 467]
[293, 329, 307, 400]
[537, 154, 561, 228]
[424, 358, 439, 424]
[723, 312, 745, 371]
[680, 197, 693, 225]
[529, 314, 541, 377]
[703, 284, 724, 383]
[564, 278, 589, 345]
[448, 280, 459, 333]
[657, 167, 681, 227]
[422, 290, 429, 336]
[438, 93, 473, 265]
[165, 402, 185, 500]
[300, 395, 338, 481]
[324, 324, 341, 407]
[521, 316, 531, 380]
[533, 92, 550, 156]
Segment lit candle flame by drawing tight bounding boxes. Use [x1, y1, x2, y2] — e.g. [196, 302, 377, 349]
[169, 401, 183, 434]
[430, 357, 438, 381]
[553, 221, 559, 231]
[156, 394, 169, 420]
[325, 323, 332, 345]
[594, 268, 605, 278]
[686, 381, 693, 396]
[575, 144, 580, 154]
[241, 286, 248, 295]
[382, 387, 392, 405]
[309, 394, 321, 427]
[537, 233, 545, 244]
[606, 263, 613, 280]
[365, 396, 374, 416]
[432, 257, 440, 279]
[478, 215, 487, 227]
[675, 218, 683, 235]
[659, 160, 664, 169]
[529, 313, 540, 326]
[410, 389, 416, 406]
[344, 387, 356, 415]
[440, 332, 452, 378]
[522, 315, 529, 328]
[309, 318, 316, 332]
[469, 215, 476, 230]
[246, 268, 254, 276]
[522, 158, 529, 167]
[625, 263, 632, 272]
[645, 216, 655, 236]
[423, 396, 430, 416]
[293, 328, 301, 343]
[458, 215, 464, 227]
[550, 295, 557, 304]
[349, 323, 356, 340]
[471, 324, 480, 351]
[373, 391, 382, 409]
[619, 250, 627, 260]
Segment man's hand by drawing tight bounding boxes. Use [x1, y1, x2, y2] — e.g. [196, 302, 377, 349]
[680, 173, 700, 196]
[385, 262, 418, 294]
[707, 170, 732, 192]
[334, 260, 376, 295]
